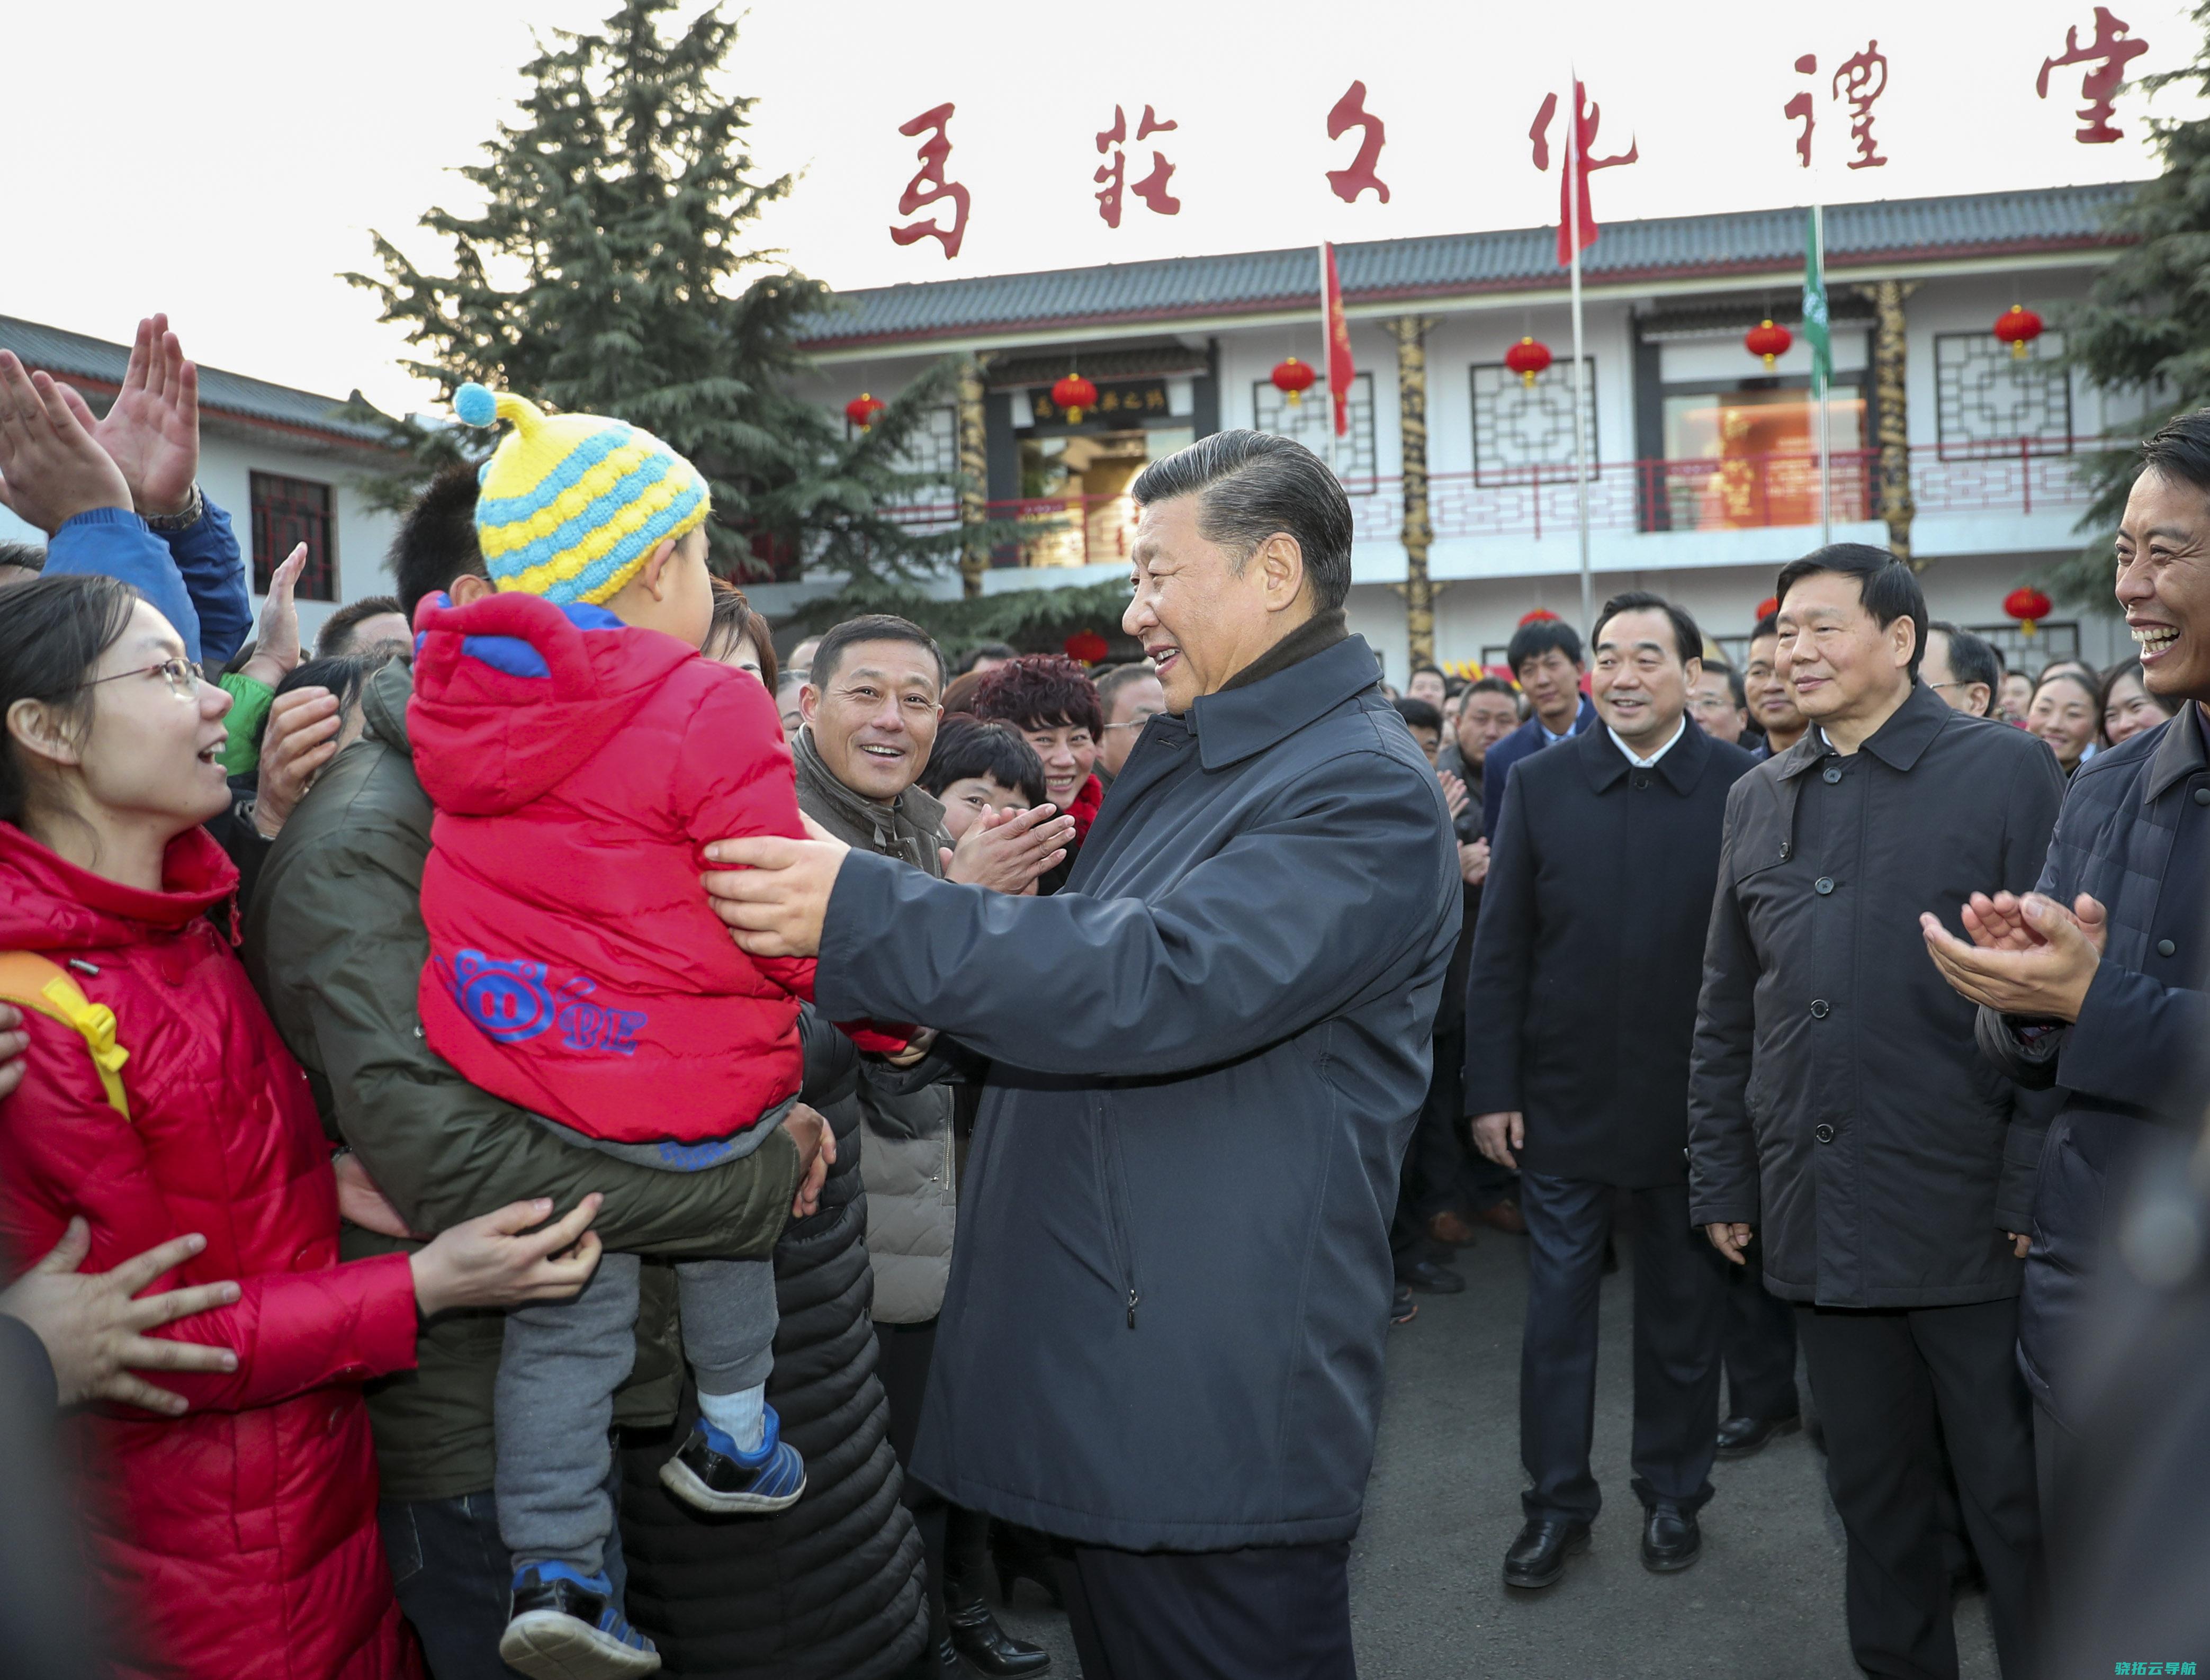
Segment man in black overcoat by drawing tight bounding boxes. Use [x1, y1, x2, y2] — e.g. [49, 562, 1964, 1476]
[1464, 591, 1755, 1589]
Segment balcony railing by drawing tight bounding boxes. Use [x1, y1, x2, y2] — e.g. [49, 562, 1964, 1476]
[877, 439, 2107, 569]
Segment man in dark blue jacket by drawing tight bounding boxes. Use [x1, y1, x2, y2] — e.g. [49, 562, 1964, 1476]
[1480, 614, 1597, 839]
[1465, 591, 1755, 1589]
[702, 430, 1460, 1680]
[1925, 409, 2210, 1518]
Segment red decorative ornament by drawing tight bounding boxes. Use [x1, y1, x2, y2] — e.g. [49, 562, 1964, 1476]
[1064, 630, 1110, 665]
[844, 392, 887, 432]
[1993, 304, 2045, 360]
[1270, 356, 1317, 406]
[1754, 595, 1780, 623]
[1052, 373, 1099, 424]
[1504, 336, 1553, 388]
[1745, 319, 1793, 369]
[1518, 607, 1561, 626]
[2005, 586, 2053, 638]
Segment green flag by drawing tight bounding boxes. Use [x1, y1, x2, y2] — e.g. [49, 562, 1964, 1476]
[1803, 207, 1831, 397]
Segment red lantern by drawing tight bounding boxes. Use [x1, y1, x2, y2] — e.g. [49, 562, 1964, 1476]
[1518, 607, 1561, 627]
[1052, 373, 1099, 424]
[1504, 336, 1553, 388]
[844, 392, 887, 432]
[1993, 304, 2045, 360]
[1754, 595, 1779, 623]
[1745, 319, 1793, 369]
[2005, 586, 2053, 638]
[1270, 356, 1317, 406]
[1064, 629, 1110, 665]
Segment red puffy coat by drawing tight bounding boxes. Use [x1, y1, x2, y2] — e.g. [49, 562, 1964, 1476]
[411, 592, 878, 1147]
[0, 821, 421, 1680]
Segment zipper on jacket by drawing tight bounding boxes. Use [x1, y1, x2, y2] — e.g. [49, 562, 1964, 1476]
[1092, 1094, 1140, 1329]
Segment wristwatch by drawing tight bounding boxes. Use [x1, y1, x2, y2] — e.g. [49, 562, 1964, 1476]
[143, 482, 205, 532]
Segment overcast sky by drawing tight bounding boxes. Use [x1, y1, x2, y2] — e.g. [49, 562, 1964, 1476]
[12, 0, 2195, 416]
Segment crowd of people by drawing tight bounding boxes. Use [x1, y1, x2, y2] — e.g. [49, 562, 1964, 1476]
[0, 313, 2204, 1680]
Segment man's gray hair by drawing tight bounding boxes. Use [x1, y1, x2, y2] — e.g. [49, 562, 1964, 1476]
[1130, 430, 1353, 613]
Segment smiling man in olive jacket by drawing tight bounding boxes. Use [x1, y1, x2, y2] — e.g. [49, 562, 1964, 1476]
[700, 430, 1461, 1680]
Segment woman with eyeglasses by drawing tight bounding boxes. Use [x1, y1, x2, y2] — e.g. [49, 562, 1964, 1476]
[0, 574, 608, 1680]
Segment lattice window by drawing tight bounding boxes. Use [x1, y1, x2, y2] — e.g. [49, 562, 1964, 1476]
[1934, 332, 2072, 459]
[1252, 373, 1377, 484]
[1471, 361, 1598, 486]
[890, 405, 961, 526]
[250, 472, 336, 601]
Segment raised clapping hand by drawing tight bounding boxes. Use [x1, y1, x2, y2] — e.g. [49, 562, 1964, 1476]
[254, 684, 344, 838]
[1919, 890, 2108, 1023]
[944, 802, 1076, 894]
[0, 351, 133, 533]
[64, 314, 201, 519]
[239, 543, 310, 691]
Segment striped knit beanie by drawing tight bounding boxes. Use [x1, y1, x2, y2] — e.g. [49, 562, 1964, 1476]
[454, 382, 710, 606]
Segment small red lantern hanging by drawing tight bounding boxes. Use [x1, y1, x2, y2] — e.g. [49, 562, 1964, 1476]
[1993, 304, 2045, 361]
[1517, 607, 1561, 627]
[1270, 356, 1317, 406]
[1052, 372, 1099, 425]
[1745, 319, 1793, 369]
[1064, 629, 1110, 665]
[845, 392, 887, 432]
[1754, 595, 1780, 623]
[2004, 586, 2053, 638]
[1504, 336, 1553, 388]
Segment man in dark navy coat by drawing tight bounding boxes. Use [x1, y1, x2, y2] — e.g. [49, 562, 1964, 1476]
[1464, 591, 1756, 1591]
[1480, 614, 1597, 840]
[698, 430, 1460, 1680]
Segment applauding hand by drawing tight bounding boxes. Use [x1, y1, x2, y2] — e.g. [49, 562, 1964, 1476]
[0, 352, 132, 533]
[67, 315, 201, 519]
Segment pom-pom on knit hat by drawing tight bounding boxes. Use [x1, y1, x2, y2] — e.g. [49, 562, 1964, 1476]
[453, 381, 710, 607]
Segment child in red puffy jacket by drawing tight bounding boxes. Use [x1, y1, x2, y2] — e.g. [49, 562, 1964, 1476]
[411, 385, 893, 1680]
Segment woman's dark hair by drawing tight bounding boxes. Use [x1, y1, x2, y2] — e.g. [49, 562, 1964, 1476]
[255, 650, 400, 756]
[2098, 658, 2181, 726]
[971, 654, 1104, 739]
[704, 583, 779, 691]
[2032, 665, 2104, 728]
[1774, 543, 1929, 680]
[0, 574, 140, 826]
[920, 716, 1048, 809]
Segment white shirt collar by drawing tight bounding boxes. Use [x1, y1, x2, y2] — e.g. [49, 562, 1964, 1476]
[1608, 716, 1686, 770]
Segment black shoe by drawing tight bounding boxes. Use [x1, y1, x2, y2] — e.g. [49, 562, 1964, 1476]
[945, 1584, 1051, 1677]
[1502, 1517, 1591, 1589]
[1641, 1504, 1702, 1573]
[1715, 1412, 1802, 1459]
[1390, 1282, 1418, 1326]
[989, 1523, 1067, 1611]
[1397, 1255, 1465, 1295]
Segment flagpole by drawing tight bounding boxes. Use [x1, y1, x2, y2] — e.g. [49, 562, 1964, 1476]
[1317, 241, 1337, 481]
[1567, 78, 1592, 635]
[1814, 203, 1830, 546]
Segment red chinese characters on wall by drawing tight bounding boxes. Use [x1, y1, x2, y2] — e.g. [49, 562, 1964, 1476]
[1095, 103, 1181, 227]
[1529, 82, 1639, 265]
[888, 102, 970, 259]
[1782, 42, 1889, 169]
[2038, 8, 2149, 143]
[1326, 80, 1389, 204]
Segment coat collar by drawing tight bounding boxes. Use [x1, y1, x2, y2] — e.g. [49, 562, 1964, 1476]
[2144, 699, 2210, 801]
[1187, 635, 1382, 771]
[1576, 712, 1713, 795]
[1774, 679, 1950, 779]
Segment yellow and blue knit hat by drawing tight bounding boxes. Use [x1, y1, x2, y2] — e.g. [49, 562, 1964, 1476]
[454, 382, 711, 606]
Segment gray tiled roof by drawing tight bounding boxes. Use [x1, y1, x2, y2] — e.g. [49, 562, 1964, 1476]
[802, 182, 2135, 351]
[0, 315, 393, 447]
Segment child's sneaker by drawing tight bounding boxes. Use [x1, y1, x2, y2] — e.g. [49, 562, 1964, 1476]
[658, 1404, 807, 1514]
[498, 1562, 661, 1680]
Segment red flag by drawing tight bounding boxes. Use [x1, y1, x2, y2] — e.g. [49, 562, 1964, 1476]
[1322, 242, 1354, 438]
[1541, 81, 1639, 268]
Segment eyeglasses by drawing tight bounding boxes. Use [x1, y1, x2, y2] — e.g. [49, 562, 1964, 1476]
[82, 657, 206, 700]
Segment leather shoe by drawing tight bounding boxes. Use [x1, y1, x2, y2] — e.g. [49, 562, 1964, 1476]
[1641, 1504, 1701, 1573]
[1503, 1517, 1590, 1589]
[1427, 1208, 1480, 1247]
[1715, 1412, 1801, 1459]
[1397, 1255, 1465, 1295]
[946, 1589, 1050, 1677]
[1472, 1198, 1528, 1235]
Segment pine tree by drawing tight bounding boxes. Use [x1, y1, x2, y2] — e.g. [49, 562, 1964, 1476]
[345, 0, 960, 585]
[2058, 0, 2210, 608]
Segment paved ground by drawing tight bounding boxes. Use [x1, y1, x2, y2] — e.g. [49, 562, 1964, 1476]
[988, 1224, 2001, 1678]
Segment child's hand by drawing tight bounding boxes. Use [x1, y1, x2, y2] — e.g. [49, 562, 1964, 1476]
[785, 1104, 836, 1218]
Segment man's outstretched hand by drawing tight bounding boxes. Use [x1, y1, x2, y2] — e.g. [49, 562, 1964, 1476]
[1921, 891, 2107, 1022]
[944, 802, 1074, 894]
[702, 831, 852, 958]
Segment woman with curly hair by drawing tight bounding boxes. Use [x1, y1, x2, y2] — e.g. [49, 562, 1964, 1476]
[969, 655, 1107, 883]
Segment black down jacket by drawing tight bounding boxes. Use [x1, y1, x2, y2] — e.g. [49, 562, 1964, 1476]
[618, 1011, 928, 1680]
